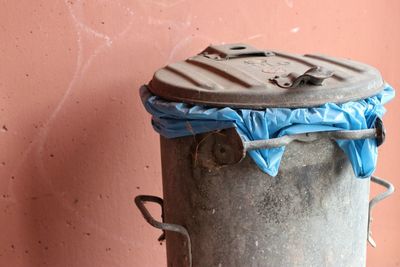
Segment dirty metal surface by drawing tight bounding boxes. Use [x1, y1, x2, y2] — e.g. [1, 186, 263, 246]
[159, 132, 370, 267]
[149, 43, 384, 108]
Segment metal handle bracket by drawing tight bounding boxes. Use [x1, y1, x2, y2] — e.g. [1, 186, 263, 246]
[135, 195, 193, 267]
[368, 176, 395, 247]
[213, 118, 385, 166]
[244, 117, 385, 151]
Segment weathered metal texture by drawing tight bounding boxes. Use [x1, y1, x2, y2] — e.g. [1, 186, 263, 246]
[159, 131, 371, 267]
[149, 43, 385, 109]
[138, 43, 392, 267]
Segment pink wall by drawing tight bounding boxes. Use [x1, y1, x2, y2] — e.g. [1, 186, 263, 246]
[1, 1, 399, 266]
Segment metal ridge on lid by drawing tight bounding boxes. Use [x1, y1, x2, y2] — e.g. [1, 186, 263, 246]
[148, 43, 385, 108]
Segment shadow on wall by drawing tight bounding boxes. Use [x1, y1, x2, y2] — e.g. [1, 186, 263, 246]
[7, 80, 163, 266]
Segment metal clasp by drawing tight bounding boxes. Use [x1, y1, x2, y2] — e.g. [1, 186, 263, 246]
[270, 66, 334, 88]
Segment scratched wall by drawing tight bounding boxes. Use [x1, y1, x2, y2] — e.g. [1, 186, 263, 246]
[0, 0, 399, 266]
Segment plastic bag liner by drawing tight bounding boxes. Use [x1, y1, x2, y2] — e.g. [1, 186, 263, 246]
[140, 85, 395, 178]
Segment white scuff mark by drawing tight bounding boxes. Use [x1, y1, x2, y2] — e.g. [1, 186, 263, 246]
[145, 0, 187, 8]
[167, 34, 216, 63]
[7, 0, 137, 246]
[255, 240, 259, 247]
[167, 36, 192, 62]
[47, 6, 84, 126]
[290, 26, 300, 33]
[285, 0, 294, 8]
[67, 0, 113, 46]
[147, 15, 192, 28]
[247, 34, 264, 40]
[37, 0, 135, 168]
[116, 0, 135, 16]
[147, 17, 165, 25]
[80, 18, 135, 75]
[212, 209, 216, 214]
[5, 0, 83, 200]
[36, 0, 136, 192]
[8, 1, 138, 186]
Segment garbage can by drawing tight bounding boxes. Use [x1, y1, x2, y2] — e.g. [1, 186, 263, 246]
[135, 43, 395, 267]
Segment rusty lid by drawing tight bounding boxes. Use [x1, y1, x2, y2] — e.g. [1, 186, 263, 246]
[148, 43, 385, 108]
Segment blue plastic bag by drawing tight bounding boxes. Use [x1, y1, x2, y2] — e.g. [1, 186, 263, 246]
[140, 85, 395, 178]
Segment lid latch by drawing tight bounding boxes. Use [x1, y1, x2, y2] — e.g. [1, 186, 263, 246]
[270, 66, 334, 88]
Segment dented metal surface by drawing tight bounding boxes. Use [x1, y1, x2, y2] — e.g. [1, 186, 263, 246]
[149, 43, 385, 108]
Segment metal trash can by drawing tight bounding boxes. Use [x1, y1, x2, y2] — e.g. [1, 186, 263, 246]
[135, 43, 394, 267]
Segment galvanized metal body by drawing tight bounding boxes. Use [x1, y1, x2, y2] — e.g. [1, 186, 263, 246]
[135, 43, 394, 267]
[160, 132, 370, 267]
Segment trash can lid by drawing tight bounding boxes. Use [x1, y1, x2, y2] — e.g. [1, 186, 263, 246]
[148, 43, 385, 108]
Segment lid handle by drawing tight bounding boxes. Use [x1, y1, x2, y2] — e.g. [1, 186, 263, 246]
[201, 43, 274, 60]
[270, 66, 334, 88]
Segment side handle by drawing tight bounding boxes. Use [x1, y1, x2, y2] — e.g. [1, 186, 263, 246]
[134, 195, 192, 267]
[368, 176, 395, 247]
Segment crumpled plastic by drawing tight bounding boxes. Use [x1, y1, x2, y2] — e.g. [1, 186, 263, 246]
[140, 84, 395, 178]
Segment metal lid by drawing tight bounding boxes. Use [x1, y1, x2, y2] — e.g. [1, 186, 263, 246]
[148, 43, 385, 108]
